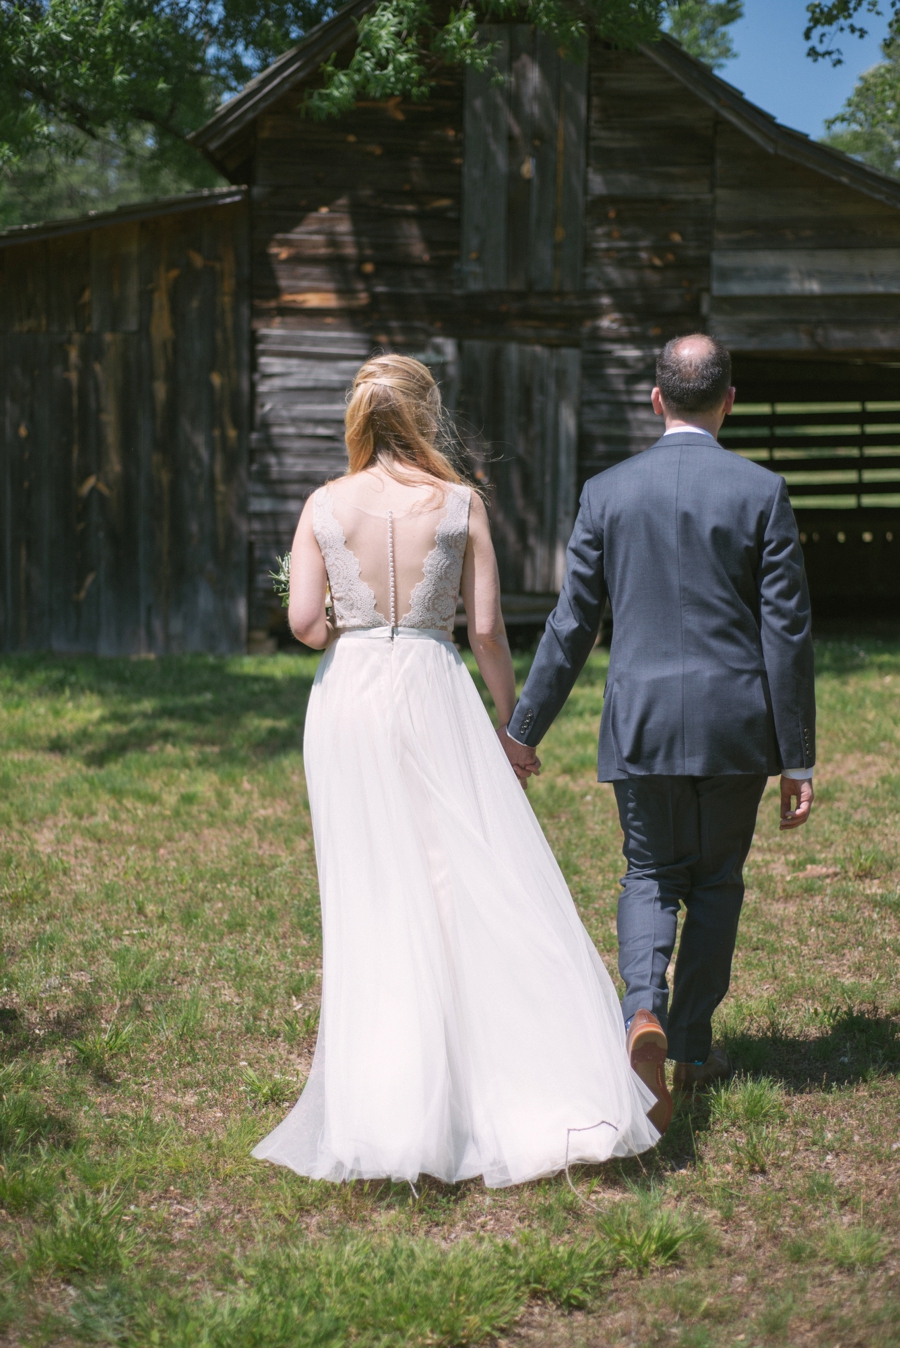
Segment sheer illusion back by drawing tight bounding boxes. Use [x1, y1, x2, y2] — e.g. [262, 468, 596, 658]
[312, 475, 470, 632]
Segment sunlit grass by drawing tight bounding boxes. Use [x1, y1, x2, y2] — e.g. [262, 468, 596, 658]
[0, 640, 898, 1345]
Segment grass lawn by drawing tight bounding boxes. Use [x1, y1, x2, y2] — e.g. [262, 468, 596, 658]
[1, 639, 898, 1347]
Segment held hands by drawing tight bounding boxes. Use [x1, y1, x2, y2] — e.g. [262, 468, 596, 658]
[498, 725, 541, 789]
[780, 776, 814, 830]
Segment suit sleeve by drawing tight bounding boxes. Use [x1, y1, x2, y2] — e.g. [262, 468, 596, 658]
[507, 485, 606, 747]
[758, 477, 816, 771]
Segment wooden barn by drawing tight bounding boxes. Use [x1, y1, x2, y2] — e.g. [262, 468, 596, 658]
[0, 190, 250, 654]
[3, 0, 900, 654]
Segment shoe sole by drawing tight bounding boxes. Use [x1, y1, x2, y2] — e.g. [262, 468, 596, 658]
[629, 1024, 673, 1135]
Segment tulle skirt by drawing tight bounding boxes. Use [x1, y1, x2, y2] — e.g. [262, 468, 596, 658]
[252, 627, 659, 1187]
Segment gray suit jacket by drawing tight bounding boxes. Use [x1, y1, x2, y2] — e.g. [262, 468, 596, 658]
[508, 431, 815, 780]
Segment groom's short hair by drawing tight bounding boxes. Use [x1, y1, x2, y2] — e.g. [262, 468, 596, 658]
[656, 335, 732, 413]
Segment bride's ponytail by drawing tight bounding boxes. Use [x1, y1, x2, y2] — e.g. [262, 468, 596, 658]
[345, 354, 463, 484]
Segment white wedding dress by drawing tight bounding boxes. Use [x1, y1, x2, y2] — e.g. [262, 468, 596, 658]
[252, 480, 659, 1187]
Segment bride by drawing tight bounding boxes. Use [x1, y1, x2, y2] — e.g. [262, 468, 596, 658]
[252, 354, 660, 1188]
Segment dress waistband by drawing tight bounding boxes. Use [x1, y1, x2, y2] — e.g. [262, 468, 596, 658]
[338, 627, 454, 643]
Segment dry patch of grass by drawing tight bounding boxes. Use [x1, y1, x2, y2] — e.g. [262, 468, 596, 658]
[0, 641, 898, 1346]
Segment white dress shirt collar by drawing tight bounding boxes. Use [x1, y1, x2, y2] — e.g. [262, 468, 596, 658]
[662, 425, 716, 439]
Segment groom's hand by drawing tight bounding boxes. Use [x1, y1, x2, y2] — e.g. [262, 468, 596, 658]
[780, 776, 814, 830]
[498, 726, 541, 788]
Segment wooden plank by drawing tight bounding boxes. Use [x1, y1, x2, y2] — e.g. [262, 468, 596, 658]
[140, 215, 179, 653]
[6, 340, 31, 647]
[709, 312, 900, 351]
[556, 51, 588, 291]
[69, 332, 105, 652]
[588, 168, 712, 198]
[506, 24, 536, 293]
[46, 232, 91, 334]
[249, 324, 372, 630]
[46, 334, 81, 651]
[461, 26, 510, 291]
[457, 339, 580, 591]
[714, 188, 900, 250]
[208, 203, 250, 653]
[530, 28, 562, 291]
[710, 293, 900, 324]
[92, 332, 143, 653]
[8, 336, 77, 649]
[0, 243, 48, 333]
[712, 248, 900, 297]
[90, 222, 140, 332]
[578, 338, 661, 473]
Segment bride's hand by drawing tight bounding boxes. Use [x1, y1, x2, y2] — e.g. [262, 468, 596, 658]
[498, 725, 541, 788]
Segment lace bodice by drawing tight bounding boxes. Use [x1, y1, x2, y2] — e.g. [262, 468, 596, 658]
[312, 483, 470, 632]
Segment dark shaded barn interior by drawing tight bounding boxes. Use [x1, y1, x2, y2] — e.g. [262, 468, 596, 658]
[2, 0, 899, 654]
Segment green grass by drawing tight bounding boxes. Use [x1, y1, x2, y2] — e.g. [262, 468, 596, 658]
[0, 640, 898, 1346]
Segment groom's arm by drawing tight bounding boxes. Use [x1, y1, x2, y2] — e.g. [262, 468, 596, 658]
[758, 476, 816, 775]
[507, 486, 606, 748]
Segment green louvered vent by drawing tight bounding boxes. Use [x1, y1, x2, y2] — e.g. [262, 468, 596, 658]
[719, 402, 900, 510]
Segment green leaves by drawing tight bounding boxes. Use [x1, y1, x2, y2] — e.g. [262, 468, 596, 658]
[305, 0, 666, 119]
[0, 0, 335, 177]
[804, 0, 895, 66]
[824, 45, 900, 177]
[664, 0, 743, 71]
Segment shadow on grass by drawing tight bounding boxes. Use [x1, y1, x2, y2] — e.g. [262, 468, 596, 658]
[0, 654, 318, 766]
[584, 1008, 900, 1186]
[724, 1006, 900, 1089]
[0, 1004, 99, 1064]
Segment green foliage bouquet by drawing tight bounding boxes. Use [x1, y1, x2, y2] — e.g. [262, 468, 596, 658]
[271, 554, 291, 608]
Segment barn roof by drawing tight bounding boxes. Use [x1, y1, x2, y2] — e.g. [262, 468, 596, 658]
[642, 38, 900, 212]
[0, 184, 247, 249]
[189, 0, 377, 167]
[190, 0, 900, 211]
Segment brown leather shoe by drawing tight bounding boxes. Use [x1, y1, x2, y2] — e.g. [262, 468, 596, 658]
[626, 1009, 673, 1135]
[672, 1047, 732, 1093]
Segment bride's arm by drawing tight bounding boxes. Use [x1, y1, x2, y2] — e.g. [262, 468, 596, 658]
[288, 497, 333, 650]
[461, 495, 539, 778]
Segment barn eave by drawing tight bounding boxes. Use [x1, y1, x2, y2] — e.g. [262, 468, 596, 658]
[191, 0, 900, 215]
[188, 0, 378, 173]
[0, 184, 248, 250]
[640, 37, 900, 213]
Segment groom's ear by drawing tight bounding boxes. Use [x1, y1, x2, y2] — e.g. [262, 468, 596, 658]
[723, 387, 736, 416]
[651, 388, 665, 417]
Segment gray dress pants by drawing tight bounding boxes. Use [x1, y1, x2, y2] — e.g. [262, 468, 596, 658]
[613, 773, 768, 1064]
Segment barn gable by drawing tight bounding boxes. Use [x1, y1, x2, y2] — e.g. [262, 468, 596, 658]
[3, 7, 900, 655]
[197, 10, 900, 632]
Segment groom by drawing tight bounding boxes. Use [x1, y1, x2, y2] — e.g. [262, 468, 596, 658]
[501, 334, 815, 1133]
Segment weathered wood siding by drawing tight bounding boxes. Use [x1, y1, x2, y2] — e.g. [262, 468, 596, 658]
[457, 341, 579, 592]
[710, 121, 900, 352]
[580, 45, 714, 472]
[461, 26, 587, 293]
[219, 27, 900, 628]
[247, 56, 588, 631]
[0, 199, 250, 654]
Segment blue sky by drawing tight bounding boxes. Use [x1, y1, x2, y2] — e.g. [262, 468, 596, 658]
[717, 0, 890, 138]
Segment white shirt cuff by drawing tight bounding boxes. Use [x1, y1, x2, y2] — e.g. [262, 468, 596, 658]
[783, 767, 814, 780]
[505, 728, 528, 746]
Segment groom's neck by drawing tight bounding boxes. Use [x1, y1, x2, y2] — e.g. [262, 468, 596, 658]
[663, 411, 724, 438]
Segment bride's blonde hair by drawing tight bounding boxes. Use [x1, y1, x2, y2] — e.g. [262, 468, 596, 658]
[344, 354, 462, 483]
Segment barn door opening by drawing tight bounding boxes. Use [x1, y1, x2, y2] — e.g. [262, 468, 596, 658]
[720, 354, 900, 615]
[460, 25, 588, 293]
[457, 341, 580, 617]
